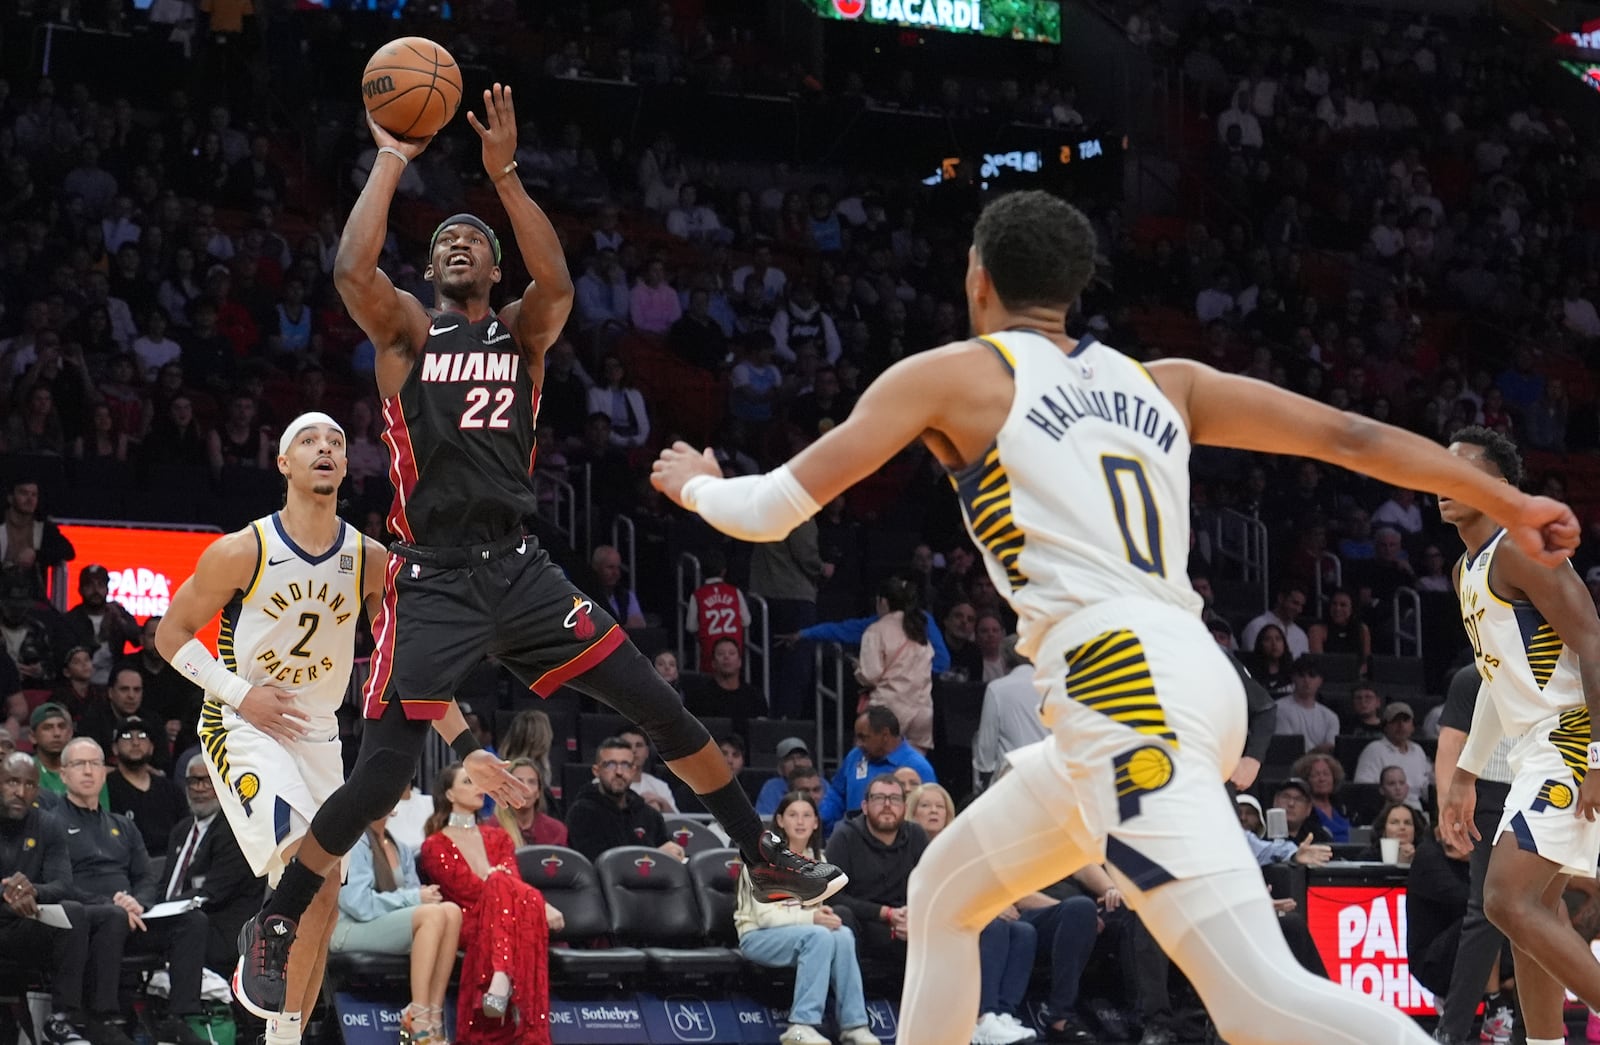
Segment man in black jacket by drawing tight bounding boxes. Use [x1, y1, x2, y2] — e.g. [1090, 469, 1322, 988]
[824, 773, 929, 966]
[158, 756, 265, 975]
[564, 737, 686, 864]
[64, 565, 141, 687]
[0, 752, 131, 1045]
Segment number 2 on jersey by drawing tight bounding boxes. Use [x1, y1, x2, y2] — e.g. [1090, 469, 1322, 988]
[460, 387, 514, 430]
[289, 612, 320, 659]
[1101, 455, 1165, 576]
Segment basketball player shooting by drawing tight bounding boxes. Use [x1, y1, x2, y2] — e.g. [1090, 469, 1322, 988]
[230, 85, 844, 1020]
[652, 190, 1578, 1045]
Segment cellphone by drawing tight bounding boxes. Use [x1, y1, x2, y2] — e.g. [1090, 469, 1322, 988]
[1265, 807, 1289, 840]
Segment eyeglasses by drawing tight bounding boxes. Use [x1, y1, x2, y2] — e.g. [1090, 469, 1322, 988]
[62, 759, 105, 772]
[116, 731, 149, 741]
[185, 776, 214, 790]
[866, 793, 905, 807]
[598, 760, 635, 772]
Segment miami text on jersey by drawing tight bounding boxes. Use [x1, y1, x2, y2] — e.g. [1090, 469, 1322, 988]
[420, 352, 519, 383]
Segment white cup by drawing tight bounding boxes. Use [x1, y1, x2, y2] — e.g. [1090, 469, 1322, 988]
[1379, 837, 1400, 864]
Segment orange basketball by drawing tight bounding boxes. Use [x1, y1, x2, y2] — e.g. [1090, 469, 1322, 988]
[361, 37, 463, 140]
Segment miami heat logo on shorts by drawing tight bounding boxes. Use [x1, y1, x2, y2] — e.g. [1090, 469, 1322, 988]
[564, 596, 596, 639]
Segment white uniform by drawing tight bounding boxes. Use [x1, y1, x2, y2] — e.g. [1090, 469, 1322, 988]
[953, 330, 1253, 888]
[1458, 528, 1599, 876]
[197, 513, 367, 881]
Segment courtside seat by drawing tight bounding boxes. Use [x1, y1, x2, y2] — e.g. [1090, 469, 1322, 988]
[663, 817, 725, 858]
[595, 846, 744, 981]
[514, 845, 648, 985]
[323, 950, 412, 989]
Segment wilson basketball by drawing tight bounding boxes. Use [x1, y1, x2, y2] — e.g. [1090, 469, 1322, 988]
[361, 37, 462, 140]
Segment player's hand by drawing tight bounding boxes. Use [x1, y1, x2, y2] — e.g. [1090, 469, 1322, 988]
[463, 749, 534, 810]
[1229, 755, 1261, 791]
[650, 443, 723, 508]
[1577, 773, 1600, 823]
[1441, 775, 1480, 853]
[1506, 494, 1580, 567]
[466, 83, 517, 179]
[237, 685, 309, 744]
[3, 874, 37, 918]
[364, 112, 433, 161]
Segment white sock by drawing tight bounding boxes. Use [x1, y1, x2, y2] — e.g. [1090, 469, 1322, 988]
[1526, 1039, 1564, 1045]
[264, 1011, 303, 1045]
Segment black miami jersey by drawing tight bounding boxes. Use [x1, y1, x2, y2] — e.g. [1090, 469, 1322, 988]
[383, 311, 541, 546]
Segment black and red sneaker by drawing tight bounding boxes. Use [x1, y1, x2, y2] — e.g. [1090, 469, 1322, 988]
[232, 913, 298, 1019]
[749, 830, 848, 907]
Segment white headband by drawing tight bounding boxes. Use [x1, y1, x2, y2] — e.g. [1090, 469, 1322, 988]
[278, 412, 345, 456]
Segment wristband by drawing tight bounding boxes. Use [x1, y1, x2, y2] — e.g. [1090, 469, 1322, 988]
[1588, 742, 1600, 770]
[377, 146, 410, 166]
[174, 638, 253, 710]
[451, 728, 483, 762]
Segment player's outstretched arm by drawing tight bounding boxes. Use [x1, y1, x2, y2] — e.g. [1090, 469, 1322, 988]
[332, 115, 430, 357]
[653, 346, 966, 541]
[431, 699, 534, 810]
[155, 532, 308, 743]
[1152, 359, 1579, 566]
[471, 84, 574, 353]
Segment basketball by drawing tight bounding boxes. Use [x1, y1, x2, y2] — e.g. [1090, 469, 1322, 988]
[361, 37, 463, 140]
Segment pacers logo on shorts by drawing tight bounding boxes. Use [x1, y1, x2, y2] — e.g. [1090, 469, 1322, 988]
[1532, 778, 1575, 813]
[236, 772, 261, 816]
[1112, 744, 1175, 822]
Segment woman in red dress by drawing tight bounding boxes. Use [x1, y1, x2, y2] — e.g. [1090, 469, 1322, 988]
[420, 762, 558, 1045]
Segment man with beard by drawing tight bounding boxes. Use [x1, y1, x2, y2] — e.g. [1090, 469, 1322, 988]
[0, 752, 132, 1045]
[563, 736, 681, 863]
[105, 715, 185, 857]
[83, 667, 171, 772]
[158, 755, 264, 978]
[65, 564, 141, 686]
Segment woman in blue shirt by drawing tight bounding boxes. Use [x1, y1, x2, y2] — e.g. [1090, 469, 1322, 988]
[330, 810, 463, 1044]
[1292, 752, 1352, 844]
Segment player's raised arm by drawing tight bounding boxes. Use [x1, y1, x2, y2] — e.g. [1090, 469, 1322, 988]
[1151, 358, 1579, 566]
[651, 343, 976, 542]
[155, 532, 308, 742]
[332, 116, 432, 356]
[470, 85, 574, 354]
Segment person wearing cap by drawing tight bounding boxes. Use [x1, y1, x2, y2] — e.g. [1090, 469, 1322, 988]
[755, 736, 817, 815]
[31, 702, 108, 810]
[1271, 778, 1332, 845]
[65, 564, 141, 687]
[105, 714, 185, 858]
[1236, 794, 1332, 867]
[1354, 700, 1433, 804]
[52, 645, 104, 722]
[1271, 656, 1340, 754]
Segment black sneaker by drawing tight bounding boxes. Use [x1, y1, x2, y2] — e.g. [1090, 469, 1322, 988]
[750, 830, 848, 907]
[86, 1017, 135, 1045]
[1042, 1012, 1097, 1043]
[155, 1016, 209, 1045]
[41, 1014, 88, 1045]
[234, 913, 298, 1018]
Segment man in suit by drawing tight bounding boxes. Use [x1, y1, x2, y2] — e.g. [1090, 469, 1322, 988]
[159, 755, 265, 975]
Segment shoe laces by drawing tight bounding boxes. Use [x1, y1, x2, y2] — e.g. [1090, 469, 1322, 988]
[252, 917, 295, 981]
[761, 832, 827, 875]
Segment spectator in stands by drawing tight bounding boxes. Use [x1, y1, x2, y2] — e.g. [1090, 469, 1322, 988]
[0, 479, 74, 605]
[2, 692, 29, 753]
[772, 282, 842, 366]
[1306, 589, 1372, 669]
[497, 757, 567, 847]
[128, 616, 202, 752]
[683, 636, 767, 726]
[420, 762, 556, 1042]
[651, 649, 684, 696]
[786, 766, 826, 810]
[904, 782, 1042, 1045]
[1217, 90, 1263, 149]
[71, 402, 133, 465]
[756, 737, 816, 815]
[1244, 623, 1294, 700]
[973, 656, 1047, 785]
[665, 184, 728, 244]
[57, 738, 207, 1045]
[1354, 701, 1432, 803]
[332, 811, 462, 1045]
[729, 330, 783, 424]
[1236, 794, 1265, 838]
[1379, 766, 1419, 812]
[617, 725, 679, 815]
[499, 710, 555, 790]
[854, 575, 935, 753]
[82, 666, 167, 770]
[975, 612, 1009, 683]
[824, 774, 926, 969]
[586, 355, 651, 450]
[158, 757, 262, 978]
[685, 549, 751, 669]
[1241, 586, 1309, 658]
[629, 258, 682, 335]
[1372, 486, 1424, 536]
[751, 517, 827, 719]
[670, 288, 731, 373]
[31, 704, 107, 806]
[64, 564, 141, 686]
[941, 602, 983, 681]
[0, 598, 51, 684]
[104, 716, 183, 856]
[587, 544, 646, 630]
[819, 706, 936, 833]
[575, 249, 631, 339]
[1342, 681, 1386, 739]
[0, 752, 131, 1045]
[1273, 658, 1339, 754]
[1363, 802, 1422, 866]
[734, 791, 882, 1045]
[1291, 752, 1351, 844]
[205, 392, 272, 475]
[720, 734, 746, 776]
[564, 737, 685, 864]
[53, 645, 102, 722]
[1271, 777, 1331, 845]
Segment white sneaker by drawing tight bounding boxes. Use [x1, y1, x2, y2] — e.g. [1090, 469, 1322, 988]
[1477, 1004, 1515, 1045]
[973, 1012, 1036, 1045]
[781, 1025, 832, 1045]
[838, 1027, 882, 1045]
[997, 1013, 1038, 1042]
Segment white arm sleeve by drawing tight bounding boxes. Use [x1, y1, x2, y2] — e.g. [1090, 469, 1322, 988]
[680, 466, 822, 543]
[1456, 682, 1503, 778]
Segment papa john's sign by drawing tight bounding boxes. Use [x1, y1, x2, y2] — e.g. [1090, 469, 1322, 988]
[1305, 885, 1436, 1015]
[60, 522, 224, 647]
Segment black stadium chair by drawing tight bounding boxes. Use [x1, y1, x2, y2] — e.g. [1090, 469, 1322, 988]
[595, 845, 744, 982]
[514, 844, 648, 986]
[664, 816, 725, 858]
[1263, 734, 1307, 775]
[687, 847, 745, 947]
